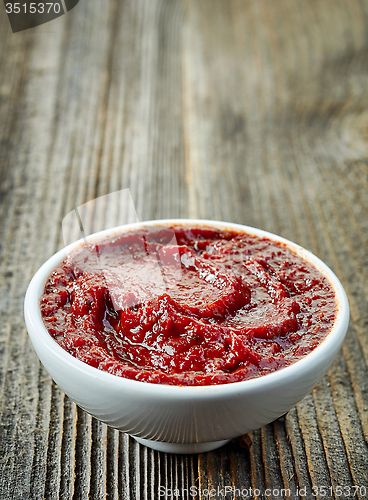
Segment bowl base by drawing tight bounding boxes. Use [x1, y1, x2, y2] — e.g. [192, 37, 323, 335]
[131, 436, 231, 454]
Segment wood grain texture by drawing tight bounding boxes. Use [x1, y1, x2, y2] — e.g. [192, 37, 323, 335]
[1, 0, 368, 498]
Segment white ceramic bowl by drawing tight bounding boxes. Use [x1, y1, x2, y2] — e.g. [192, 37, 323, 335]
[24, 219, 349, 454]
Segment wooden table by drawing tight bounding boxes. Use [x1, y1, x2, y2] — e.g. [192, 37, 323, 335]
[1, 1, 368, 498]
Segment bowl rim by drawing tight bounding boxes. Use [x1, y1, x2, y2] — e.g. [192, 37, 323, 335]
[24, 218, 350, 398]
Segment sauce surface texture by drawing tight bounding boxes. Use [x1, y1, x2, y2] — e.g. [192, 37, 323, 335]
[40, 225, 336, 385]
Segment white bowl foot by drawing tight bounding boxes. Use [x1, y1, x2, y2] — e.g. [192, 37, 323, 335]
[131, 436, 231, 454]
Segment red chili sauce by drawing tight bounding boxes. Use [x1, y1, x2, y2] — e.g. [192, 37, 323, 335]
[40, 225, 336, 386]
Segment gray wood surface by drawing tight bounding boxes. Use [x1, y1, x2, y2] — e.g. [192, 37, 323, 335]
[1, 0, 368, 498]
